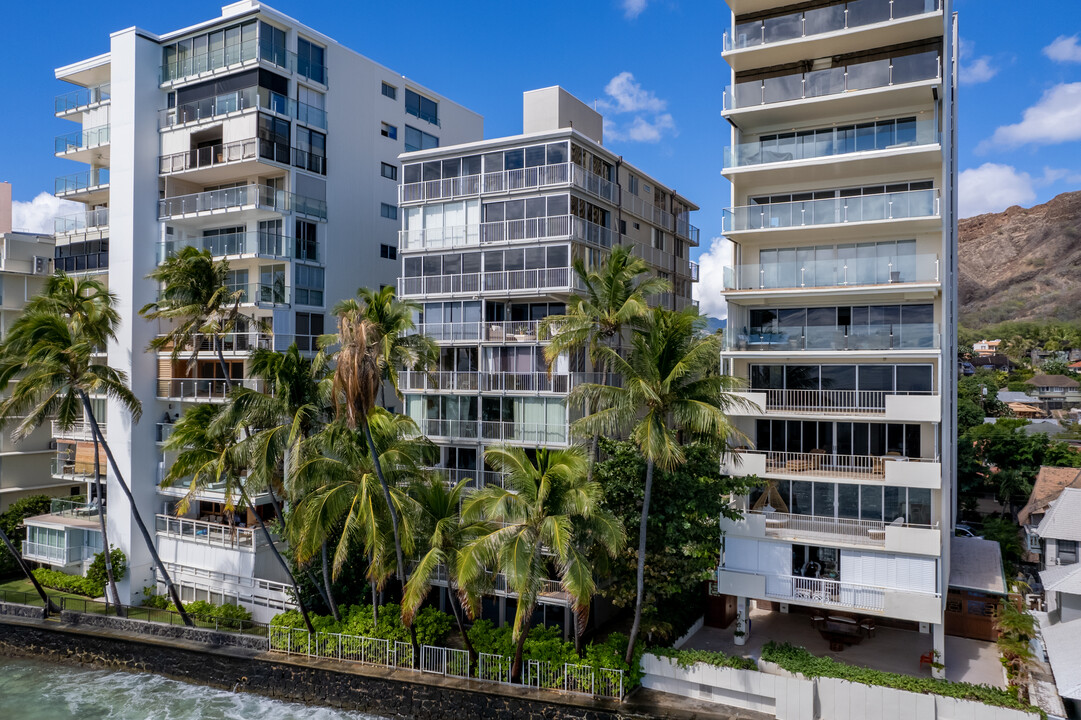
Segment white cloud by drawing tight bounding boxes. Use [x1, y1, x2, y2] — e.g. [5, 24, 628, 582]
[958, 39, 998, 85]
[959, 164, 1037, 218]
[1037, 166, 1081, 186]
[597, 72, 675, 143]
[11, 192, 81, 234]
[1044, 35, 1081, 63]
[692, 237, 734, 320]
[621, 0, 648, 19]
[978, 82, 1081, 151]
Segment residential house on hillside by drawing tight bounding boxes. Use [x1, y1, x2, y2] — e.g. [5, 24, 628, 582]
[1025, 375, 1081, 411]
[973, 353, 1012, 373]
[1020, 467, 1081, 564]
[972, 339, 1001, 357]
[1034, 488, 1081, 572]
[998, 389, 1046, 419]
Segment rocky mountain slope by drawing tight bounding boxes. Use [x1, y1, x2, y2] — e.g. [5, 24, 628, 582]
[959, 191, 1081, 326]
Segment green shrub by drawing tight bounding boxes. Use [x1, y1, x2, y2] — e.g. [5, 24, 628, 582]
[85, 549, 126, 593]
[185, 600, 252, 628]
[761, 642, 1042, 717]
[31, 568, 99, 597]
[649, 645, 758, 672]
[271, 602, 454, 646]
[141, 586, 169, 610]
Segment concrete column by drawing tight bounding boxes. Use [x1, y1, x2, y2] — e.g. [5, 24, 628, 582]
[734, 596, 750, 645]
[932, 622, 946, 679]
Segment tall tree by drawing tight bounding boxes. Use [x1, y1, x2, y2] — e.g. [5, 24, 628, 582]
[459, 446, 624, 682]
[539, 246, 670, 477]
[0, 274, 192, 625]
[571, 307, 747, 663]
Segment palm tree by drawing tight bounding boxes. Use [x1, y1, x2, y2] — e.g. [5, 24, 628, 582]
[332, 286, 435, 408]
[162, 402, 315, 633]
[139, 247, 249, 390]
[539, 246, 670, 476]
[459, 446, 624, 682]
[570, 307, 747, 663]
[402, 476, 491, 667]
[0, 525, 57, 613]
[0, 274, 192, 625]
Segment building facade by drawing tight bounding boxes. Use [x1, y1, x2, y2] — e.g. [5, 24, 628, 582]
[714, 0, 958, 669]
[47, 0, 482, 618]
[396, 87, 700, 631]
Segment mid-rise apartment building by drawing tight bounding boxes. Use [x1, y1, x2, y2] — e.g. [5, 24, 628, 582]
[45, 0, 482, 617]
[713, 0, 958, 670]
[397, 87, 700, 631]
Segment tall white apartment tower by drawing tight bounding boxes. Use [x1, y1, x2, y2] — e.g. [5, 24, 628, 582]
[714, 0, 958, 668]
[49, 1, 482, 615]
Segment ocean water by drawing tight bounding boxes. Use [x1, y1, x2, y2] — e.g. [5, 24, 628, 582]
[0, 656, 388, 720]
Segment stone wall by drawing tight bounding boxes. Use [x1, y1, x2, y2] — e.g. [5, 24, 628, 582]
[59, 610, 267, 651]
[0, 601, 46, 620]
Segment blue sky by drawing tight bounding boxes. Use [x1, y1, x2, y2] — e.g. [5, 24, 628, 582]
[2, 0, 1080, 320]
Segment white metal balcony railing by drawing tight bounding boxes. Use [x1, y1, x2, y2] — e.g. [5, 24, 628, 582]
[406, 319, 562, 343]
[155, 514, 264, 550]
[159, 86, 327, 131]
[424, 467, 508, 490]
[724, 51, 941, 111]
[415, 419, 568, 445]
[54, 208, 109, 235]
[723, 189, 940, 233]
[55, 83, 111, 114]
[748, 388, 935, 415]
[158, 184, 327, 221]
[158, 231, 317, 263]
[157, 422, 175, 444]
[736, 449, 937, 481]
[55, 168, 110, 196]
[397, 268, 582, 298]
[51, 420, 102, 442]
[153, 331, 296, 355]
[156, 377, 265, 401]
[747, 510, 937, 547]
[724, 323, 941, 352]
[55, 125, 111, 155]
[418, 563, 566, 600]
[50, 457, 103, 482]
[159, 138, 261, 175]
[723, 254, 939, 291]
[49, 497, 105, 519]
[21, 541, 97, 565]
[400, 371, 611, 394]
[764, 573, 887, 612]
[398, 216, 615, 252]
[724, 0, 941, 52]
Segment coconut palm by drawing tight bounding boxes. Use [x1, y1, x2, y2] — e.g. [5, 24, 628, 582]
[0, 525, 57, 612]
[162, 402, 315, 633]
[539, 246, 671, 476]
[0, 275, 192, 625]
[402, 476, 491, 666]
[332, 286, 435, 407]
[459, 446, 624, 682]
[139, 246, 249, 390]
[570, 307, 748, 663]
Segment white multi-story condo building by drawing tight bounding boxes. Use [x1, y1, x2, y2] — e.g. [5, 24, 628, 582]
[396, 87, 700, 631]
[39, 0, 482, 618]
[713, 0, 958, 669]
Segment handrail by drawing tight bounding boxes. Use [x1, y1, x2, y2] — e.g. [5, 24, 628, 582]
[55, 168, 110, 196]
[723, 322, 941, 352]
[399, 216, 613, 252]
[748, 387, 935, 414]
[397, 267, 579, 297]
[723, 189, 940, 233]
[158, 184, 327, 221]
[55, 83, 111, 113]
[55, 125, 110, 154]
[158, 230, 312, 262]
[738, 449, 937, 481]
[155, 514, 263, 550]
[723, 253, 940, 290]
[54, 208, 109, 234]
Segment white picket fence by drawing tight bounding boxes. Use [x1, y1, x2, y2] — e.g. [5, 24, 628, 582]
[267, 626, 624, 699]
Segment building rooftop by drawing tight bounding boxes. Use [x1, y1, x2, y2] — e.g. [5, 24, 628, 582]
[1020, 467, 1081, 527]
[1036, 488, 1081, 542]
[1026, 375, 1080, 389]
[998, 390, 1040, 404]
[1039, 562, 1081, 596]
[1039, 614, 1081, 701]
[948, 536, 1007, 596]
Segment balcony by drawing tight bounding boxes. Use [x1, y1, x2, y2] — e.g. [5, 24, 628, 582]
[397, 267, 582, 299]
[398, 162, 618, 207]
[153, 330, 300, 357]
[159, 138, 262, 178]
[54, 208, 109, 236]
[155, 515, 265, 551]
[160, 39, 259, 85]
[399, 215, 614, 252]
[400, 371, 609, 394]
[724, 51, 941, 126]
[51, 457, 103, 483]
[156, 377, 265, 402]
[406, 318, 559, 344]
[723, 0, 943, 72]
[55, 83, 111, 119]
[728, 511, 939, 553]
[425, 467, 508, 490]
[723, 323, 940, 353]
[158, 185, 327, 222]
[728, 389, 941, 422]
[419, 564, 570, 605]
[51, 420, 102, 442]
[722, 450, 941, 487]
[21, 541, 98, 566]
[414, 419, 569, 446]
[55, 168, 110, 205]
[54, 125, 111, 164]
[158, 230, 314, 263]
[723, 254, 940, 298]
[689, 261, 700, 281]
[723, 189, 939, 240]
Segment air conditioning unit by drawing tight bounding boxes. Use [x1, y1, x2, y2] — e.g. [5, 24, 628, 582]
[33, 256, 50, 275]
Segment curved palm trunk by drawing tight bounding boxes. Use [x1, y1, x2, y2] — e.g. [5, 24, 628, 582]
[246, 497, 315, 633]
[625, 458, 654, 665]
[0, 525, 58, 614]
[360, 416, 419, 665]
[321, 541, 340, 621]
[370, 556, 378, 625]
[78, 391, 194, 627]
[92, 440, 123, 616]
[510, 595, 537, 684]
[215, 334, 233, 392]
[447, 580, 477, 668]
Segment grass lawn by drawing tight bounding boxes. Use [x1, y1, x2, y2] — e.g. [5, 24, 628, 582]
[0, 577, 93, 606]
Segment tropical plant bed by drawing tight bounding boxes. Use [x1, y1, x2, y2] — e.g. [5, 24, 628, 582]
[760, 642, 1043, 718]
[646, 646, 758, 672]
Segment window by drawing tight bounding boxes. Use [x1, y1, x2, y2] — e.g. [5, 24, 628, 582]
[405, 88, 439, 125]
[295, 312, 324, 352]
[1061, 540, 1079, 565]
[161, 19, 257, 81]
[381, 82, 397, 100]
[295, 220, 318, 261]
[294, 264, 325, 306]
[258, 113, 290, 164]
[295, 127, 326, 175]
[404, 125, 439, 153]
[297, 86, 326, 129]
[54, 238, 109, 272]
[296, 38, 326, 84]
[380, 244, 397, 260]
[259, 264, 287, 304]
[259, 22, 287, 68]
[381, 162, 398, 180]
[380, 203, 398, 220]
[381, 122, 397, 140]
[628, 174, 639, 195]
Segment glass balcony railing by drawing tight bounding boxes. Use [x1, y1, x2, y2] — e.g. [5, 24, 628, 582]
[55, 83, 111, 114]
[55, 126, 110, 154]
[724, 116, 938, 169]
[397, 267, 581, 298]
[295, 100, 326, 129]
[723, 189, 939, 233]
[724, 323, 941, 352]
[258, 45, 327, 85]
[54, 208, 109, 234]
[158, 231, 315, 263]
[160, 87, 326, 131]
[724, 0, 941, 51]
[55, 168, 110, 196]
[723, 253, 939, 290]
[158, 185, 327, 221]
[724, 51, 940, 110]
[161, 39, 258, 83]
[398, 216, 614, 252]
[159, 138, 260, 174]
